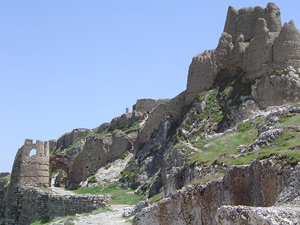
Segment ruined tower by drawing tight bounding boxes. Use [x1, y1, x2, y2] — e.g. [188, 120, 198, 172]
[9, 139, 50, 187]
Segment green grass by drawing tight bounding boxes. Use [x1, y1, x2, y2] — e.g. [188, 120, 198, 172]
[191, 170, 225, 185]
[125, 121, 142, 132]
[232, 114, 300, 165]
[30, 217, 50, 225]
[237, 117, 265, 132]
[88, 175, 97, 184]
[120, 151, 129, 160]
[277, 113, 300, 128]
[190, 130, 257, 165]
[72, 184, 143, 205]
[149, 192, 162, 204]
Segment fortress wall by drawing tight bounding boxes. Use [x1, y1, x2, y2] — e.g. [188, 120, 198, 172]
[224, 3, 281, 42]
[56, 129, 90, 152]
[133, 99, 168, 113]
[273, 20, 300, 70]
[69, 130, 133, 189]
[137, 91, 186, 145]
[9, 139, 50, 188]
[185, 51, 215, 104]
[5, 188, 109, 225]
[244, 18, 273, 80]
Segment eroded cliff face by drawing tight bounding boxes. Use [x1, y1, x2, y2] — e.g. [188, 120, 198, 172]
[133, 159, 292, 225]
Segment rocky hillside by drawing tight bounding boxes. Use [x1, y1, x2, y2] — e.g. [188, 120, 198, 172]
[3, 2, 300, 225]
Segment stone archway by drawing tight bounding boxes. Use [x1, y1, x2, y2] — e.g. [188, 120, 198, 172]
[49, 155, 74, 188]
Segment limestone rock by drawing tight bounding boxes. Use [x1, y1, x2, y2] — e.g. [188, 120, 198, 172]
[252, 67, 300, 108]
[133, 160, 291, 225]
[216, 205, 300, 225]
[123, 201, 149, 217]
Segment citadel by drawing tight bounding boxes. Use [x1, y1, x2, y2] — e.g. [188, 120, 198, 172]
[2, 2, 300, 224]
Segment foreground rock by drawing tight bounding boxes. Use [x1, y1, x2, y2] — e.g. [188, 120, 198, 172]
[133, 159, 292, 225]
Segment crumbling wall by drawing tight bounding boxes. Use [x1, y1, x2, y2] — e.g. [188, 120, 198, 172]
[49, 155, 74, 186]
[4, 188, 109, 225]
[185, 2, 300, 107]
[137, 91, 186, 145]
[133, 99, 168, 113]
[69, 130, 133, 189]
[55, 128, 90, 153]
[224, 3, 281, 42]
[9, 139, 50, 188]
[3, 139, 50, 224]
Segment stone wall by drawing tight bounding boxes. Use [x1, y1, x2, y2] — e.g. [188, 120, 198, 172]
[0, 180, 8, 222]
[4, 188, 109, 225]
[109, 110, 145, 131]
[137, 91, 186, 145]
[133, 99, 168, 113]
[224, 3, 281, 42]
[55, 128, 90, 153]
[69, 130, 133, 189]
[9, 139, 50, 188]
[133, 159, 291, 225]
[185, 2, 300, 107]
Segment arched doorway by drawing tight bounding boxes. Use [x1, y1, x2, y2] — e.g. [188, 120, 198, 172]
[49, 155, 74, 188]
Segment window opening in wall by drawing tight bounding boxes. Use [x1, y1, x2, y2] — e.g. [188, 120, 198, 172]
[29, 149, 37, 157]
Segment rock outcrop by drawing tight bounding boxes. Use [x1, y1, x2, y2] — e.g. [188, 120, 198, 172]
[216, 163, 300, 224]
[133, 159, 292, 225]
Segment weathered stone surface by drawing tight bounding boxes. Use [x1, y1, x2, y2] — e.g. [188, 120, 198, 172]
[224, 2, 281, 42]
[95, 122, 110, 134]
[133, 160, 291, 225]
[133, 99, 168, 113]
[274, 21, 300, 70]
[216, 205, 300, 225]
[109, 110, 145, 131]
[275, 164, 300, 207]
[4, 188, 109, 225]
[252, 67, 300, 108]
[8, 139, 50, 188]
[55, 128, 90, 152]
[81, 153, 133, 187]
[185, 2, 300, 108]
[69, 130, 133, 189]
[123, 201, 149, 217]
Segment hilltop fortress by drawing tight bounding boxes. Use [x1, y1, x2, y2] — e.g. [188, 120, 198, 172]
[138, 2, 300, 145]
[3, 2, 300, 225]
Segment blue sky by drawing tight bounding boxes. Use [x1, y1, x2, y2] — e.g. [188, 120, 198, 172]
[1, 1, 300, 172]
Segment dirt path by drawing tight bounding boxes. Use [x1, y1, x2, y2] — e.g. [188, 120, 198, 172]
[75, 205, 133, 225]
[49, 187, 77, 195]
[47, 204, 133, 225]
[46, 188, 134, 224]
